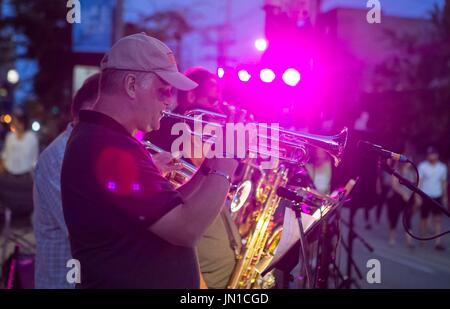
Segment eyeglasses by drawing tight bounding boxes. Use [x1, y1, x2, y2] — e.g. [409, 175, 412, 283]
[158, 86, 177, 100]
[153, 74, 176, 100]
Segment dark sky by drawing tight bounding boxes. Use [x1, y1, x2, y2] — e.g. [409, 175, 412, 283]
[124, 0, 445, 71]
[12, 0, 446, 104]
[322, 0, 444, 17]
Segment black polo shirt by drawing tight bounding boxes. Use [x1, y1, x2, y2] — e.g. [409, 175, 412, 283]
[61, 110, 199, 288]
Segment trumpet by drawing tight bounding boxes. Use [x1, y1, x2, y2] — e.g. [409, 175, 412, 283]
[162, 109, 348, 167]
[142, 140, 196, 184]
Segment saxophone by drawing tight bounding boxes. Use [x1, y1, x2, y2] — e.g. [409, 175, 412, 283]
[227, 165, 288, 289]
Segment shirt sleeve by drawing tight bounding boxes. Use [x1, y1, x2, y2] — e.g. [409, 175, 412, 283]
[99, 140, 183, 227]
[1, 133, 11, 161]
[34, 157, 69, 237]
[27, 132, 40, 169]
[418, 163, 425, 179]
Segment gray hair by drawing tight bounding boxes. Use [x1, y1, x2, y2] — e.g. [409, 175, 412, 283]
[99, 69, 155, 95]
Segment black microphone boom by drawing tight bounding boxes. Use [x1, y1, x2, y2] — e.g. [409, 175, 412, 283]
[276, 186, 305, 204]
[357, 140, 408, 162]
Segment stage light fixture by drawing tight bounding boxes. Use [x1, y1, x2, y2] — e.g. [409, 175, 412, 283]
[217, 67, 225, 78]
[282, 68, 301, 86]
[254, 38, 268, 52]
[260, 68, 275, 83]
[238, 70, 251, 82]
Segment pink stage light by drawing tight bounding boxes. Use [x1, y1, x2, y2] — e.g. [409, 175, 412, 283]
[238, 70, 251, 82]
[260, 69, 275, 83]
[282, 68, 301, 86]
[254, 38, 268, 52]
[217, 67, 225, 78]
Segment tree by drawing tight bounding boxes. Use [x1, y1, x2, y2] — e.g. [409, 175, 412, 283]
[372, 0, 450, 156]
[1, 0, 72, 109]
[124, 10, 192, 70]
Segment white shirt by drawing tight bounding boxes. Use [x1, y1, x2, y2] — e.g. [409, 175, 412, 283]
[1, 131, 39, 175]
[418, 161, 447, 198]
[308, 161, 332, 194]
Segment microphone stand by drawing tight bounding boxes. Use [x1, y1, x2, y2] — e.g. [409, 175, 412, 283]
[381, 162, 450, 218]
[340, 218, 374, 252]
[292, 205, 313, 289]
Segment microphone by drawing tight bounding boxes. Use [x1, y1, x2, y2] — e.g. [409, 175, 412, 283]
[357, 141, 408, 162]
[276, 186, 305, 204]
[276, 187, 321, 216]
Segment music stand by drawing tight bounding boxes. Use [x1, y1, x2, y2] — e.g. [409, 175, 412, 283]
[261, 179, 358, 287]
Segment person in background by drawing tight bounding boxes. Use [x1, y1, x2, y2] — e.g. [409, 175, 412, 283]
[306, 148, 333, 195]
[0, 113, 39, 216]
[448, 158, 450, 211]
[417, 146, 448, 251]
[374, 158, 392, 224]
[33, 73, 100, 288]
[386, 160, 415, 247]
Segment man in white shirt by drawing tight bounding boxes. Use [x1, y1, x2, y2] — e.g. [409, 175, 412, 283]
[418, 146, 448, 251]
[0, 113, 39, 215]
[1, 117, 39, 175]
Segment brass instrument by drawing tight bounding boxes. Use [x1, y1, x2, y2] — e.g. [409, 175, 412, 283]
[228, 165, 289, 289]
[162, 109, 348, 167]
[148, 109, 349, 289]
[146, 109, 347, 187]
[142, 140, 196, 186]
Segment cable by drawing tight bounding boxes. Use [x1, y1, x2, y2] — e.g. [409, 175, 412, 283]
[401, 159, 450, 241]
[406, 159, 419, 187]
[402, 203, 450, 240]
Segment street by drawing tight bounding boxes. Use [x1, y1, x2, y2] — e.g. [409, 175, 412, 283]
[339, 206, 450, 288]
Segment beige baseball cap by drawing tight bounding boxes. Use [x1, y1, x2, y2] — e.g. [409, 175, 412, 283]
[100, 32, 198, 91]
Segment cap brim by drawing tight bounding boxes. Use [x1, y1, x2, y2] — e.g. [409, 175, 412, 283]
[155, 70, 198, 91]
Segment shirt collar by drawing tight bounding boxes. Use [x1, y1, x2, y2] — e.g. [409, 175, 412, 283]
[79, 110, 131, 137]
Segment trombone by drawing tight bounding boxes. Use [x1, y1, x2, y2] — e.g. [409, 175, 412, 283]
[162, 109, 348, 167]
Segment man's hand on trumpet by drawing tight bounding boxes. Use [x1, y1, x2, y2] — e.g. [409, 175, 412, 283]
[152, 151, 184, 177]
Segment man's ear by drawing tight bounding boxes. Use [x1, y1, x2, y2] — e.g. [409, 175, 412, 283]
[186, 90, 196, 104]
[124, 73, 137, 99]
